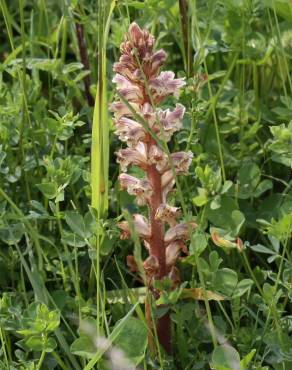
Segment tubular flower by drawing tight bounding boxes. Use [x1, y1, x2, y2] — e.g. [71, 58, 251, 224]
[119, 173, 152, 205]
[116, 142, 148, 172]
[112, 22, 194, 353]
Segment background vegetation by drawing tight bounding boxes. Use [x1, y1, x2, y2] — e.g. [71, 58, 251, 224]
[0, 0, 291, 369]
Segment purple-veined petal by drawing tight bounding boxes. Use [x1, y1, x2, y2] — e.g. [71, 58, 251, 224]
[118, 213, 151, 240]
[114, 117, 146, 147]
[116, 142, 148, 171]
[161, 170, 175, 201]
[166, 241, 185, 267]
[149, 71, 186, 99]
[157, 103, 185, 140]
[151, 49, 167, 70]
[155, 203, 181, 226]
[164, 222, 197, 244]
[148, 144, 168, 172]
[143, 255, 159, 274]
[171, 151, 193, 174]
[119, 174, 152, 205]
[110, 101, 140, 119]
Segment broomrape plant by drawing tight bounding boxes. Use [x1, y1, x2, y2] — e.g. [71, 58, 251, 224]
[111, 22, 195, 352]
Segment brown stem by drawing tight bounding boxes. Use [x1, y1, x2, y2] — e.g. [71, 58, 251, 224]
[148, 163, 165, 278]
[75, 23, 95, 107]
[147, 139, 172, 353]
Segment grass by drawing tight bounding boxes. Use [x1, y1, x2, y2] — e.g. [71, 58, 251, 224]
[0, 0, 292, 369]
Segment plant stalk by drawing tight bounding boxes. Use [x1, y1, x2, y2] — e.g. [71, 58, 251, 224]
[147, 140, 171, 353]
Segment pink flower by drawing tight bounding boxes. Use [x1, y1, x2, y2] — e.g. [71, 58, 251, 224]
[171, 151, 193, 174]
[166, 241, 184, 267]
[116, 142, 148, 172]
[118, 213, 151, 240]
[155, 203, 181, 226]
[114, 117, 146, 147]
[164, 222, 197, 244]
[151, 50, 167, 70]
[156, 104, 185, 141]
[143, 255, 159, 274]
[149, 71, 186, 100]
[113, 22, 194, 352]
[161, 170, 175, 201]
[148, 145, 168, 172]
[119, 173, 153, 205]
[110, 101, 139, 119]
[125, 22, 154, 58]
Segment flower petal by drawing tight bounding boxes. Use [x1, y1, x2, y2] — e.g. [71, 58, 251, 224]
[151, 49, 167, 70]
[165, 241, 184, 267]
[118, 213, 151, 240]
[171, 151, 193, 174]
[168, 266, 180, 287]
[164, 222, 197, 244]
[155, 203, 181, 226]
[116, 142, 148, 171]
[143, 255, 159, 274]
[148, 145, 168, 172]
[119, 174, 152, 205]
[110, 101, 139, 119]
[150, 71, 186, 100]
[161, 170, 175, 201]
[157, 103, 185, 140]
[114, 117, 146, 147]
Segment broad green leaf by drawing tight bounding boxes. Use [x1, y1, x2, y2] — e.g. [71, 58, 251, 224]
[211, 345, 241, 370]
[250, 244, 275, 255]
[190, 231, 209, 256]
[264, 0, 292, 21]
[232, 279, 253, 299]
[113, 317, 147, 365]
[17, 335, 56, 352]
[70, 336, 97, 359]
[254, 180, 273, 198]
[193, 187, 208, 206]
[215, 268, 238, 296]
[206, 196, 245, 235]
[84, 303, 138, 370]
[0, 223, 25, 245]
[65, 211, 91, 239]
[238, 163, 260, 199]
[36, 182, 58, 199]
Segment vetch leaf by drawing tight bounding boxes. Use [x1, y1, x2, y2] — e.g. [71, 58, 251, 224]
[215, 268, 238, 296]
[65, 211, 91, 239]
[70, 336, 96, 359]
[211, 345, 241, 370]
[232, 279, 253, 299]
[113, 317, 147, 365]
[36, 182, 58, 199]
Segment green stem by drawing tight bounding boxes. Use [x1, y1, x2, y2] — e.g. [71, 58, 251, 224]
[37, 350, 46, 370]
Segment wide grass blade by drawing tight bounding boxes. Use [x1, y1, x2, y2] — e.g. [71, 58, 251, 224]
[91, 0, 115, 217]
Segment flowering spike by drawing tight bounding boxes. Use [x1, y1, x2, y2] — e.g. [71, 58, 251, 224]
[112, 22, 194, 353]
